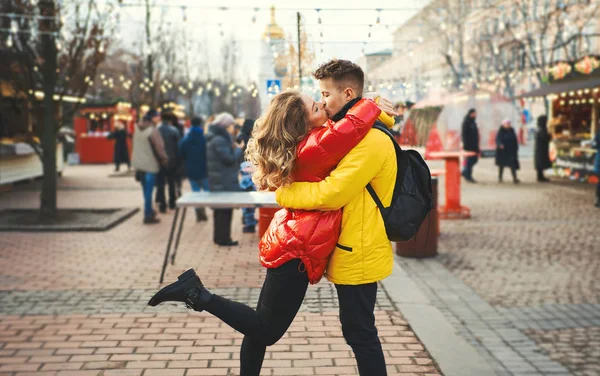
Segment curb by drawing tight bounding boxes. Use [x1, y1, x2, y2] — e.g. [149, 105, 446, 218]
[382, 260, 497, 376]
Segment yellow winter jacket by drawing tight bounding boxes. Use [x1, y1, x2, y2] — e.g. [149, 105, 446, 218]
[275, 128, 397, 285]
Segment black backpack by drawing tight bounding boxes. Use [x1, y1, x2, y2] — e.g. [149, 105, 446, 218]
[366, 124, 433, 241]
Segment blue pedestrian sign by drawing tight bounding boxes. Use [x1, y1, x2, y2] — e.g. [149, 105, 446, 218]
[266, 79, 281, 94]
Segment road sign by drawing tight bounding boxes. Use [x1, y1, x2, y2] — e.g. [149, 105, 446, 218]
[266, 79, 281, 94]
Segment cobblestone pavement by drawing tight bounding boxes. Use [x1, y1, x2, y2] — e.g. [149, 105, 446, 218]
[525, 327, 600, 376]
[0, 165, 440, 376]
[399, 158, 600, 376]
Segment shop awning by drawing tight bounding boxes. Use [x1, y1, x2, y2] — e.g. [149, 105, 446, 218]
[517, 77, 600, 98]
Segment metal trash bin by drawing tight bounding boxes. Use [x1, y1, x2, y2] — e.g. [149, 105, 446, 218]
[395, 177, 439, 258]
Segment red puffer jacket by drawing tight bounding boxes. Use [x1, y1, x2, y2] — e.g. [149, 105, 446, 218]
[259, 99, 381, 284]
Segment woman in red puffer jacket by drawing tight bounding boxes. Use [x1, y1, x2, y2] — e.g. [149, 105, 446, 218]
[148, 90, 385, 376]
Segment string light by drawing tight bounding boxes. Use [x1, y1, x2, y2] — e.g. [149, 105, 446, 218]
[5, 35, 12, 48]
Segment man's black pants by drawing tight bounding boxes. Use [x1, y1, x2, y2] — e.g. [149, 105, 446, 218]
[336, 282, 387, 375]
[213, 208, 233, 244]
[155, 168, 177, 209]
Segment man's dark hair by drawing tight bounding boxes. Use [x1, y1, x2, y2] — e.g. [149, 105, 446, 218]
[191, 116, 204, 127]
[313, 59, 364, 96]
[161, 111, 172, 122]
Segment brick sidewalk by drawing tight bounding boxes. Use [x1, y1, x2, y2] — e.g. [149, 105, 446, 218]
[0, 165, 441, 376]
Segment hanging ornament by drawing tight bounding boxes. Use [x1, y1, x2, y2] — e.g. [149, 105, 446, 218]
[376, 9, 381, 25]
[550, 62, 572, 80]
[575, 56, 599, 75]
[6, 35, 12, 48]
[10, 19, 18, 34]
[316, 9, 322, 24]
[55, 39, 61, 50]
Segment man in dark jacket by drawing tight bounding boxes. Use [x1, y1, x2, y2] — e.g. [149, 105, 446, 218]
[534, 115, 552, 182]
[155, 111, 182, 212]
[206, 112, 244, 246]
[461, 108, 480, 183]
[179, 116, 209, 221]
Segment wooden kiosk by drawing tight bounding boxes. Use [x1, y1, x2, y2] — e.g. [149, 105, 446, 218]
[74, 101, 136, 164]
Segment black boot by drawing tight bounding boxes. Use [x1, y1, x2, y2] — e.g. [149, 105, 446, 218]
[148, 269, 212, 311]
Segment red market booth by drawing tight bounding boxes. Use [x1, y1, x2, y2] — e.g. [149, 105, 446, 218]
[74, 101, 136, 164]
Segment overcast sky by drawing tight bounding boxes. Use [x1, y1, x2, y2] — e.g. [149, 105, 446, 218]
[115, 0, 431, 83]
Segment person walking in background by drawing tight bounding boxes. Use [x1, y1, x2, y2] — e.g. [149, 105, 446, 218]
[534, 115, 552, 182]
[237, 119, 258, 233]
[167, 112, 184, 197]
[461, 108, 480, 183]
[155, 111, 182, 213]
[495, 119, 520, 184]
[179, 116, 209, 222]
[107, 121, 130, 172]
[206, 113, 244, 246]
[593, 127, 600, 208]
[131, 109, 168, 224]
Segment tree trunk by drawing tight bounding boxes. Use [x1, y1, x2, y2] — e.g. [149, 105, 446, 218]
[39, 0, 59, 219]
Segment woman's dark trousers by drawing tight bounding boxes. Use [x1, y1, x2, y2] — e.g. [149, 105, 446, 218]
[212, 209, 233, 244]
[204, 259, 309, 376]
[499, 166, 517, 182]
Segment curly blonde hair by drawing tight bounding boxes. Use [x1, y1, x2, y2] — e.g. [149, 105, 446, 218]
[245, 90, 310, 191]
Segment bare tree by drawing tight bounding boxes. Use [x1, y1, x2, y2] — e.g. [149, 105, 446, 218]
[423, 0, 471, 89]
[1, 0, 115, 218]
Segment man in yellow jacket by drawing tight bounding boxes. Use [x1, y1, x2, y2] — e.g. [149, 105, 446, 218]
[276, 59, 398, 376]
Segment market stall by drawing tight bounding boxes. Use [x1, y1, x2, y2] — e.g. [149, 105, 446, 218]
[74, 101, 136, 164]
[521, 75, 600, 182]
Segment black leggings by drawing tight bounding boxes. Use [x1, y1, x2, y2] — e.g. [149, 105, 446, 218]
[204, 259, 308, 376]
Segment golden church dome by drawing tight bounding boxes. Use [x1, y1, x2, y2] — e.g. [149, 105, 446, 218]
[263, 5, 285, 40]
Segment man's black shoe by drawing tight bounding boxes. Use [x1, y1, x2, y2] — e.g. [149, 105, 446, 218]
[143, 216, 160, 224]
[216, 240, 239, 247]
[159, 205, 167, 214]
[148, 269, 204, 308]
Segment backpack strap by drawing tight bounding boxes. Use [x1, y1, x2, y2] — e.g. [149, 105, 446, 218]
[366, 183, 385, 212]
[366, 124, 404, 210]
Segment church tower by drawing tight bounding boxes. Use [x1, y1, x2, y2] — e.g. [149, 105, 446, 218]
[258, 6, 287, 112]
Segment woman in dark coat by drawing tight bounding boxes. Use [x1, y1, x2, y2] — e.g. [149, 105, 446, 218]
[205, 113, 244, 246]
[495, 119, 520, 184]
[534, 115, 552, 182]
[107, 122, 130, 172]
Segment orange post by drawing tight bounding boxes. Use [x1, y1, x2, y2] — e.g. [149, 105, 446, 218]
[428, 151, 475, 219]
